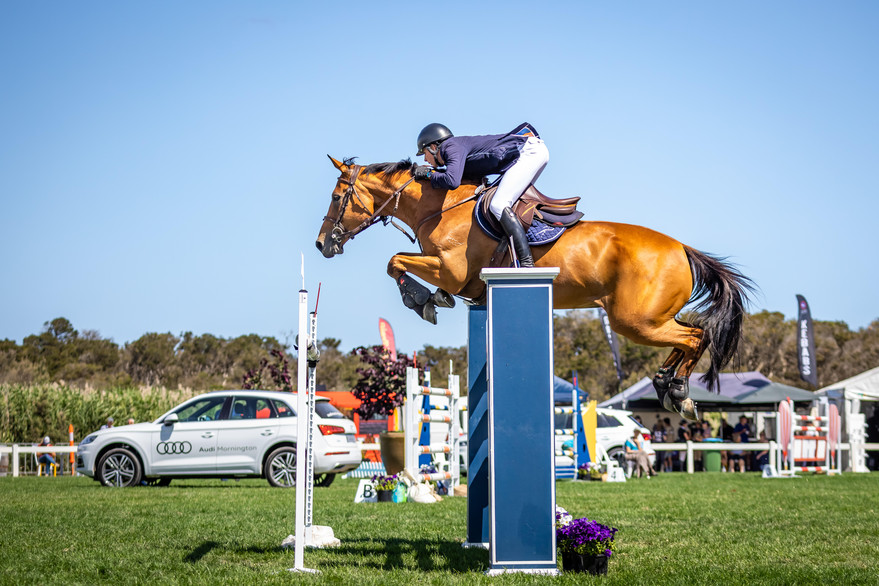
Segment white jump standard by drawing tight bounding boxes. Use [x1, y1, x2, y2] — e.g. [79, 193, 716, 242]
[404, 367, 461, 487]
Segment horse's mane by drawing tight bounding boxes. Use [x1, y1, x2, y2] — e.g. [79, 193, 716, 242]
[364, 159, 415, 183]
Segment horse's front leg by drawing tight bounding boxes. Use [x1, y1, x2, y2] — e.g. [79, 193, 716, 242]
[388, 253, 460, 325]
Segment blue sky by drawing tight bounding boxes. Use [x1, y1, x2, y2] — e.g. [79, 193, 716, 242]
[2, 2, 877, 355]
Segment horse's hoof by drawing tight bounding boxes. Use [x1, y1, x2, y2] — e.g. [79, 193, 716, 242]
[679, 398, 699, 422]
[416, 301, 438, 325]
[668, 378, 688, 402]
[661, 394, 700, 422]
[433, 289, 456, 308]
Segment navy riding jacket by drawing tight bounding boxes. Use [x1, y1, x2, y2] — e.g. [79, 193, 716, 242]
[428, 124, 536, 190]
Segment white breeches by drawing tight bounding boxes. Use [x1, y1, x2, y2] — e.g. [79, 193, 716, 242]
[488, 136, 549, 219]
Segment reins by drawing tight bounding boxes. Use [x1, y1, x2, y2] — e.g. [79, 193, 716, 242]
[325, 164, 481, 251]
[324, 165, 418, 246]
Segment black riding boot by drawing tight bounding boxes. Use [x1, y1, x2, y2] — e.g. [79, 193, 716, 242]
[499, 207, 534, 268]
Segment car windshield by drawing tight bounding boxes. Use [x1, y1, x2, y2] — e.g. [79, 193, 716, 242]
[597, 413, 623, 428]
[315, 401, 345, 420]
[175, 397, 226, 422]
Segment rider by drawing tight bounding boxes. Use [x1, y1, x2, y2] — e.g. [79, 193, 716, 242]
[414, 122, 549, 268]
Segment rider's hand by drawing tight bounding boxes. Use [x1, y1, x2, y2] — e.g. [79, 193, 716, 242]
[414, 165, 433, 180]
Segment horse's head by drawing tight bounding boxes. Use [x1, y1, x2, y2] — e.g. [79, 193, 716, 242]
[316, 156, 416, 258]
[315, 156, 372, 258]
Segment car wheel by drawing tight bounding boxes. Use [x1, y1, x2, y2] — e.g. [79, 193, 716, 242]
[97, 447, 142, 487]
[266, 447, 297, 488]
[607, 447, 627, 470]
[315, 473, 335, 487]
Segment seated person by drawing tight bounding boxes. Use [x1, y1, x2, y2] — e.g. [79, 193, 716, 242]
[728, 432, 747, 473]
[37, 436, 57, 474]
[624, 430, 655, 478]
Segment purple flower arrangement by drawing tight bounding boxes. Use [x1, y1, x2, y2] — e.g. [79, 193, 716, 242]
[556, 516, 618, 557]
[371, 473, 399, 491]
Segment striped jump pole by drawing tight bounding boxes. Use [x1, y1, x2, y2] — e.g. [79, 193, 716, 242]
[777, 398, 841, 475]
[481, 267, 559, 576]
[404, 367, 461, 487]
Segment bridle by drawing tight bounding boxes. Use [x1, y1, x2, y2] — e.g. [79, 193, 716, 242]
[324, 164, 417, 246]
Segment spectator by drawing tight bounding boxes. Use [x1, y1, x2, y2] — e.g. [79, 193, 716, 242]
[624, 430, 654, 478]
[755, 430, 770, 470]
[701, 419, 713, 439]
[729, 432, 746, 472]
[719, 416, 734, 472]
[652, 416, 665, 442]
[127, 418, 135, 425]
[37, 436, 57, 475]
[100, 417, 114, 430]
[677, 420, 691, 472]
[734, 415, 751, 442]
[662, 417, 674, 472]
[692, 428, 704, 470]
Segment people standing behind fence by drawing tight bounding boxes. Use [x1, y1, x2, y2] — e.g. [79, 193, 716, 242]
[624, 430, 654, 478]
[37, 436, 57, 474]
[719, 416, 734, 471]
[662, 417, 674, 472]
[691, 427, 704, 470]
[734, 415, 751, 442]
[676, 419, 691, 471]
[755, 430, 770, 470]
[652, 416, 665, 442]
[701, 419, 713, 440]
[728, 432, 747, 472]
[100, 417, 114, 430]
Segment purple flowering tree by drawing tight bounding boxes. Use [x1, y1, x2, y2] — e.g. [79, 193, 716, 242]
[242, 349, 294, 392]
[350, 345, 420, 420]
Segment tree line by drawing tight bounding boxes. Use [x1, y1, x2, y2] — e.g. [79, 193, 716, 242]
[2, 312, 877, 403]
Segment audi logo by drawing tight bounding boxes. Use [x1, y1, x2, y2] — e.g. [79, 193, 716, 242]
[156, 441, 192, 455]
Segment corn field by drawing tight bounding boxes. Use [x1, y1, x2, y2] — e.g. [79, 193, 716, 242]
[0, 384, 199, 443]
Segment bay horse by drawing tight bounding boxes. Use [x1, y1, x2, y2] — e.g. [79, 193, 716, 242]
[315, 156, 753, 421]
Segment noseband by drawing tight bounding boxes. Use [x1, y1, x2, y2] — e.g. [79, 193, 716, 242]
[324, 165, 417, 246]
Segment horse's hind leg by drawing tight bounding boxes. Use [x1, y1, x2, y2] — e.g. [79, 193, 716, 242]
[608, 311, 705, 421]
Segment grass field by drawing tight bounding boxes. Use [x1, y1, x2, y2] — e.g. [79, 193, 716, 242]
[2, 473, 878, 585]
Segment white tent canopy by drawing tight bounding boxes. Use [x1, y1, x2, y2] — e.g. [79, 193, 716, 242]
[817, 366, 879, 401]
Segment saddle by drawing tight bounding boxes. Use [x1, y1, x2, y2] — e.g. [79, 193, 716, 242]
[474, 182, 584, 269]
[477, 182, 584, 234]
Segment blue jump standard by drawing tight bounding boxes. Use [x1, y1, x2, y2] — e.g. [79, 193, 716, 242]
[468, 267, 560, 576]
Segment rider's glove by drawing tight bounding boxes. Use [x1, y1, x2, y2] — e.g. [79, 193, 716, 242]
[414, 165, 433, 180]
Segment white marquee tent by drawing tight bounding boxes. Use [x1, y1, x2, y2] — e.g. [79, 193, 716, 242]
[817, 366, 879, 401]
[817, 366, 879, 472]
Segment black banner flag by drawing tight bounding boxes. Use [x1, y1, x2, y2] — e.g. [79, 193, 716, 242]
[796, 294, 818, 387]
[597, 308, 625, 383]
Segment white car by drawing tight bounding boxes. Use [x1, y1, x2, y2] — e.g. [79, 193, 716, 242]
[76, 390, 361, 488]
[555, 407, 656, 469]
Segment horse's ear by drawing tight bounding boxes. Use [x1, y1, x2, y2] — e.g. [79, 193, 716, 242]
[328, 155, 346, 171]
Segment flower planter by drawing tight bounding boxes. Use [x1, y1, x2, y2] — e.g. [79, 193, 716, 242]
[376, 489, 394, 502]
[561, 552, 608, 575]
[379, 431, 405, 475]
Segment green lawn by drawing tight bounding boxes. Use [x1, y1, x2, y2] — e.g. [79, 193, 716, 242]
[1, 473, 878, 585]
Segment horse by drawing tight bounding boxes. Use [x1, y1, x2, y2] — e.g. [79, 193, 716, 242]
[315, 156, 754, 421]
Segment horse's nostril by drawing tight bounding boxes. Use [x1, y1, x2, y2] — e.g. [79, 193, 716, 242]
[315, 241, 322, 252]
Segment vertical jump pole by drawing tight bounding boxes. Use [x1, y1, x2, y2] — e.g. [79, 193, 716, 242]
[292, 260, 318, 574]
[482, 267, 559, 576]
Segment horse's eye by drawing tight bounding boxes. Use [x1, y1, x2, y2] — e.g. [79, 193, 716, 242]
[332, 193, 341, 202]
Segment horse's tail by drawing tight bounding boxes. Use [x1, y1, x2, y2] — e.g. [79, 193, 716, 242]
[684, 246, 755, 391]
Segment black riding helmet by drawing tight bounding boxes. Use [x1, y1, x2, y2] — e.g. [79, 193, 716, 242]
[416, 123, 453, 155]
